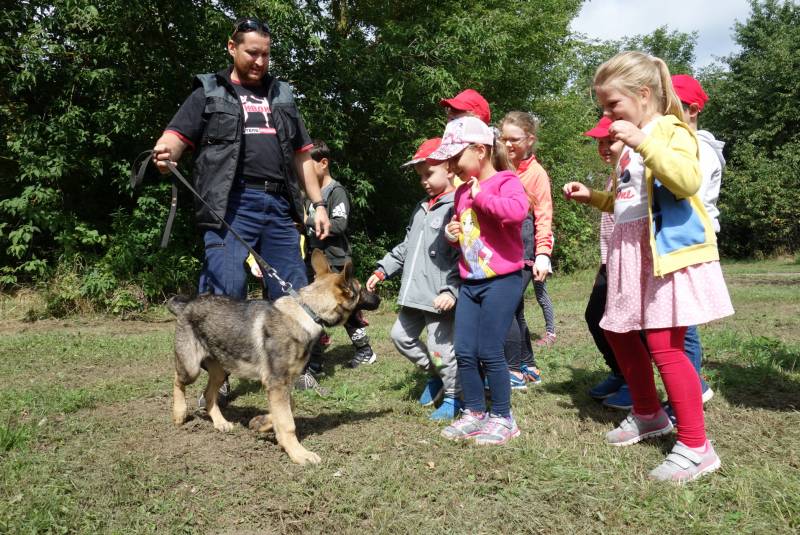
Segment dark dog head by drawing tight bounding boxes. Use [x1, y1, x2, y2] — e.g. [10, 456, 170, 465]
[299, 249, 381, 327]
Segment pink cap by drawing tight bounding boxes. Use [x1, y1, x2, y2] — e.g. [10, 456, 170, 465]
[439, 89, 491, 125]
[671, 75, 708, 111]
[584, 117, 613, 138]
[426, 117, 494, 164]
[400, 138, 443, 168]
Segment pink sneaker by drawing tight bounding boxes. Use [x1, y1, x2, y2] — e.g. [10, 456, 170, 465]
[648, 440, 721, 483]
[474, 414, 520, 445]
[606, 409, 673, 446]
[537, 332, 556, 346]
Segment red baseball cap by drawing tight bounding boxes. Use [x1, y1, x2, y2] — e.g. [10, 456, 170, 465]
[584, 117, 613, 138]
[400, 138, 442, 168]
[671, 75, 708, 111]
[439, 89, 491, 125]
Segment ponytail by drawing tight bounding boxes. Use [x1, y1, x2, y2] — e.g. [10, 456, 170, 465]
[652, 57, 684, 121]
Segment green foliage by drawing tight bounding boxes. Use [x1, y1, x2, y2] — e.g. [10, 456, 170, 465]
[700, 0, 800, 257]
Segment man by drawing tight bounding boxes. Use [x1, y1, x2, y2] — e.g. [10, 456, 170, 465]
[152, 18, 330, 406]
[153, 17, 330, 302]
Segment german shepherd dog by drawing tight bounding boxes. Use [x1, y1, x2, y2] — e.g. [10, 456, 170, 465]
[168, 249, 381, 464]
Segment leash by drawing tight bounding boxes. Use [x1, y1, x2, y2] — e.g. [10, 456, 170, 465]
[130, 150, 325, 325]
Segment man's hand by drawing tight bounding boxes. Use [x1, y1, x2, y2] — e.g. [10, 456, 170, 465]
[366, 274, 381, 292]
[433, 293, 455, 311]
[313, 206, 330, 240]
[152, 133, 188, 174]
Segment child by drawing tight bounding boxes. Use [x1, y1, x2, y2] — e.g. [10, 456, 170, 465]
[366, 138, 463, 419]
[499, 112, 557, 347]
[581, 117, 630, 405]
[251, 139, 377, 374]
[563, 51, 734, 482]
[432, 117, 529, 445]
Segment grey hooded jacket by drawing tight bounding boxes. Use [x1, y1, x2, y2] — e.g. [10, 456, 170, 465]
[696, 130, 726, 233]
[376, 191, 461, 313]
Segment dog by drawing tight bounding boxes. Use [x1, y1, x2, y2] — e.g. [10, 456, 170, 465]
[168, 249, 381, 464]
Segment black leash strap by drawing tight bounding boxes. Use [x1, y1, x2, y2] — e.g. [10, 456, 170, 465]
[130, 150, 324, 325]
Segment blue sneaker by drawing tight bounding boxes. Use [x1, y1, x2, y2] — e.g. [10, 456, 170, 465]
[510, 372, 527, 390]
[602, 384, 633, 410]
[589, 373, 626, 400]
[419, 376, 444, 406]
[429, 397, 464, 420]
[521, 365, 541, 385]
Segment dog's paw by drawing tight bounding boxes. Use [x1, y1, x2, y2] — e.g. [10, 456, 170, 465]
[214, 420, 234, 432]
[289, 448, 322, 465]
[249, 414, 273, 433]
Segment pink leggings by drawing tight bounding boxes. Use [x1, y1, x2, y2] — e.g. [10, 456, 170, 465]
[604, 327, 706, 448]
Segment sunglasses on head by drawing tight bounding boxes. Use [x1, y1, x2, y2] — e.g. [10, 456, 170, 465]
[232, 19, 271, 37]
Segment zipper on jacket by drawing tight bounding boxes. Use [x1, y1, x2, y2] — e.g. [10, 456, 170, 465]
[400, 207, 429, 305]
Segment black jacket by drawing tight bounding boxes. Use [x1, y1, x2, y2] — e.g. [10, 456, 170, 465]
[190, 66, 307, 228]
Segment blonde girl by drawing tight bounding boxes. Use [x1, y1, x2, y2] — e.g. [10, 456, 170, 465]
[563, 51, 733, 483]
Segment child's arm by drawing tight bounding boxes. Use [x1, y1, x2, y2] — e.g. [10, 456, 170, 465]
[637, 124, 702, 198]
[375, 204, 421, 280]
[471, 176, 529, 224]
[305, 185, 350, 237]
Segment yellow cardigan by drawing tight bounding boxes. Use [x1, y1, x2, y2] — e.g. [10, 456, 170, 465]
[587, 115, 719, 276]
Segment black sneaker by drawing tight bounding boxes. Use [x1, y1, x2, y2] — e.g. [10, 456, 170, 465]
[199, 378, 230, 408]
[306, 362, 326, 377]
[347, 346, 377, 369]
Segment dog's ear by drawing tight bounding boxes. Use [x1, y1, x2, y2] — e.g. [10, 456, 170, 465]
[311, 248, 332, 277]
[337, 261, 354, 289]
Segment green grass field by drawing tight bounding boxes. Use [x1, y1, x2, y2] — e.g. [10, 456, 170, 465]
[1, 259, 799, 534]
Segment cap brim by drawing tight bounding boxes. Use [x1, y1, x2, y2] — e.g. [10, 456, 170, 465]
[439, 97, 466, 110]
[426, 142, 469, 165]
[584, 126, 610, 138]
[399, 157, 426, 168]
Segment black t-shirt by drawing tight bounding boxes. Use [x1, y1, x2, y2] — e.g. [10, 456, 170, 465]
[165, 76, 312, 182]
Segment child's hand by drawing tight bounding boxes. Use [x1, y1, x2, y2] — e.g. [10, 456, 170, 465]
[608, 120, 646, 149]
[563, 182, 592, 204]
[251, 263, 264, 278]
[445, 215, 461, 242]
[366, 274, 381, 292]
[433, 293, 455, 311]
[467, 178, 481, 199]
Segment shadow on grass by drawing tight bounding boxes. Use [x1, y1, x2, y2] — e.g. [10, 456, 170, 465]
[705, 359, 800, 412]
[541, 365, 630, 426]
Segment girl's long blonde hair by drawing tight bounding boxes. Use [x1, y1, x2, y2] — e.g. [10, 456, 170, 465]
[593, 51, 684, 121]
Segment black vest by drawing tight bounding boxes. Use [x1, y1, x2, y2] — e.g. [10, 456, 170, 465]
[190, 66, 306, 228]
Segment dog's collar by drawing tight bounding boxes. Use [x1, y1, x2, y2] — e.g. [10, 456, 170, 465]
[286, 287, 326, 326]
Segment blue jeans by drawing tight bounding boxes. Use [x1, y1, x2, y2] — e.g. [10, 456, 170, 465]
[684, 325, 709, 393]
[455, 270, 523, 418]
[199, 182, 307, 300]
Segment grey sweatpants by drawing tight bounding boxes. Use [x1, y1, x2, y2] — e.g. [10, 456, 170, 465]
[391, 307, 461, 399]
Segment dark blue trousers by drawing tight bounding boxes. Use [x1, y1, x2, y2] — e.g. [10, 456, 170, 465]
[199, 181, 307, 300]
[455, 270, 523, 417]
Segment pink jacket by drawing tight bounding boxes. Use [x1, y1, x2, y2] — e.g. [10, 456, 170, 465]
[449, 171, 529, 280]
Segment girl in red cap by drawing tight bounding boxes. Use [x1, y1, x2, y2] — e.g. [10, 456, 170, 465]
[563, 51, 733, 483]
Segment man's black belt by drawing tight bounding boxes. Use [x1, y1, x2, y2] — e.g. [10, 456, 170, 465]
[242, 180, 285, 193]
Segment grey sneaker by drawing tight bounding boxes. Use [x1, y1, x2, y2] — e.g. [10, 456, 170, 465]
[199, 378, 230, 408]
[441, 409, 488, 440]
[347, 346, 377, 369]
[474, 413, 520, 445]
[606, 409, 673, 446]
[294, 373, 332, 397]
[648, 440, 721, 483]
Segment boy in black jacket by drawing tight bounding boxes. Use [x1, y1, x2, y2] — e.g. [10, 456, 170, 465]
[304, 140, 376, 372]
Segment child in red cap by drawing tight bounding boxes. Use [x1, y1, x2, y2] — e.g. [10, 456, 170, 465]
[439, 89, 491, 125]
[367, 139, 464, 420]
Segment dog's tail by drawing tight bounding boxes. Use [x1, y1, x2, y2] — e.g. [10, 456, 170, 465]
[167, 294, 192, 316]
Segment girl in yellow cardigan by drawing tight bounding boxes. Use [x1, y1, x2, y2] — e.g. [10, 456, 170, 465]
[563, 51, 733, 483]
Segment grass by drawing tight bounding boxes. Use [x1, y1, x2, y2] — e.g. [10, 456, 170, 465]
[0, 259, 799, 533]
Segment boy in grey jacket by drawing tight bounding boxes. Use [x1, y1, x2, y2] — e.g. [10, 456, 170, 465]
[367, 139, 463, 419]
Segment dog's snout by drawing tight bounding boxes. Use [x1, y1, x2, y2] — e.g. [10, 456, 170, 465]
[357, 290, 381, 311]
